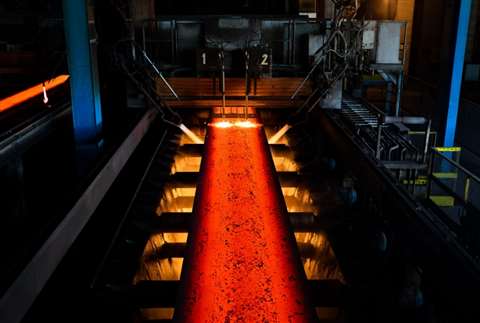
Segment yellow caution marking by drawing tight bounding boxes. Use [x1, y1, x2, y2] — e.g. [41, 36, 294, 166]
[435, 147, 461, 152]
[430, 195, 455, 207]
[432, 172, 458, 179]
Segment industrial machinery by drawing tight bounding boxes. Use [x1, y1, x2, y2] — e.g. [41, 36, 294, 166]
[1, 1, 480, 323]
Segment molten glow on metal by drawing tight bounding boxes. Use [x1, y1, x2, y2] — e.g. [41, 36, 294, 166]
[211, 120, 234, 128]
[211, 120, 261, 129]
[234, 120, 259, 128]
[268, 123, 292, 144]
[175, 118, 316, 322]
[0, 75, 69, 113]
[179, 123, 204, 144]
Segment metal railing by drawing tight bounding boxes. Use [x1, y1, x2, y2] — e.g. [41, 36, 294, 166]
[427, 147, 480, 229]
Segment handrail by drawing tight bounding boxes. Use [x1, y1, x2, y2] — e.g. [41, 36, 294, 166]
[141, 49, 180, 100]
[433, 148, 480, 184]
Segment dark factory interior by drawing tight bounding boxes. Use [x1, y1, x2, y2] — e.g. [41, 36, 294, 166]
[1, 0, 480, 322]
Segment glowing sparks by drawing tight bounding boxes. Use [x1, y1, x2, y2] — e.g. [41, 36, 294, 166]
[179, 123, 204, 144]
[268, 123, 292, 144]
[0, 75, 69, 113]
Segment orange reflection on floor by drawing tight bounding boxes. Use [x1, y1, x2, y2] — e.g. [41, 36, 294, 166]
[175, 118, 316, 322]
[0, 75, 69, 113]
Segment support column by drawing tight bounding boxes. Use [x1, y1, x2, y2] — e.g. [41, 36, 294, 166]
[63, 0, 102, 144]
[443, 0, 473, 147]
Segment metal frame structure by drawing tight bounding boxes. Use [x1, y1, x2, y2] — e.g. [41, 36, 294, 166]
[138, 16, 318, 69]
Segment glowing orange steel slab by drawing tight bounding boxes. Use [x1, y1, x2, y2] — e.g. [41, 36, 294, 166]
[0, 75, 69, 113]
[175, 118, 316, 322]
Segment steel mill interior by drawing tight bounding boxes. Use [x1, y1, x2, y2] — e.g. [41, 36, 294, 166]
[1, 1, 480, 322]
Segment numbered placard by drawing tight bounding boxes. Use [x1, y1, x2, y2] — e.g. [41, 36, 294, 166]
[260, 53, 270, 66]
[247, 47, 272, 74]
[196, 48, 221, 72]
